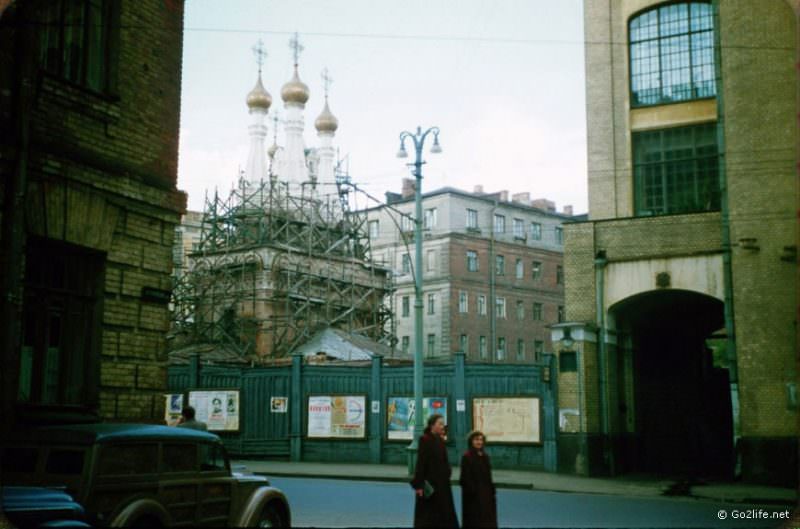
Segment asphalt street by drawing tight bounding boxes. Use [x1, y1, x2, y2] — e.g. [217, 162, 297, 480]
[269, 477, 795, 528]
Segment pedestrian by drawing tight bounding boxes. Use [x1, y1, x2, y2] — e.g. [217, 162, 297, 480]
[459, 431, 497, 528]
[176, 406, 207, 431]
[410, 414, 459, 528]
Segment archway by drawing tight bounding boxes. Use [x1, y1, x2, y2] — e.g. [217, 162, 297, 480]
[610, 289, 733, 479]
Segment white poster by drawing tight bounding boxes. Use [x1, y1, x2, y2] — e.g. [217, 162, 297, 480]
[308, 396, 333, 437]
[188, 390, 240, 431]
[307, 395, 366, 438]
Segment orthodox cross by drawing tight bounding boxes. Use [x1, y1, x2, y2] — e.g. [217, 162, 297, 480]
[321, 68, 333, 100]
[289, 32, 304, 66]
[252, 39, 267, 75]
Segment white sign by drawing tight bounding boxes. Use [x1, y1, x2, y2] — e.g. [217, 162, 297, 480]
[308, 396, 332, 437]
[271, 396, 288, 413]
[188, 390, 240, 431]
[371, 400, 380, 414]
[456, 399, 466, 412]
[308, 395, 367, 438]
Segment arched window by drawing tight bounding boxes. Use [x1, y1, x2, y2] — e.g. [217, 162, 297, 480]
[629, 2, 716, 107]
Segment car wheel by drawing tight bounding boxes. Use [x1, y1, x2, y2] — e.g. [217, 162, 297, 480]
[256, 504, 284, 528]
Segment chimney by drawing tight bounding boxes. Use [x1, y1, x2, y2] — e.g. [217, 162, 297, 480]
[401, 178, 416, 199]
[473, 185, 484, 194]
[512, 192, 531, 205]
[498, 190, 509, 202]
[563, 205, 573, 216]
[532, 198, 556, 213]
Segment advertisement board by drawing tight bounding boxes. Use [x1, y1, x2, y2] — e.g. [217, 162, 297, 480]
[164, 394, 183, 425]
[386, 397, 448, 440]
[188, 390, 240, 431]
[472, 397, 540, 444]
[307, 395, 366, 439]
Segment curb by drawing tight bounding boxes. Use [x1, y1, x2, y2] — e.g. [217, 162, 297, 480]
[255, 471, 534, 490]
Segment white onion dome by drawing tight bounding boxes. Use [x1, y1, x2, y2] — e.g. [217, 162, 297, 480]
[281, 66, 310, 104]
[246, 76, 272, 110]
[315, 100, 338, 133]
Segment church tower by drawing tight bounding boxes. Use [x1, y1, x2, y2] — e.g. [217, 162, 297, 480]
[315, 67, 339, 188]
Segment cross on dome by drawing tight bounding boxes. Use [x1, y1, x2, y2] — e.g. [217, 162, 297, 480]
[289, 32, 304, 66]
[252, 39, 267, 75]
[321, 67, 333, 100]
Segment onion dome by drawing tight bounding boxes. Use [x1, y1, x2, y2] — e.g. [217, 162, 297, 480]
[314, 100, 338, 133]
[246, 76, 272, 110]
[281, 66, 310, 105]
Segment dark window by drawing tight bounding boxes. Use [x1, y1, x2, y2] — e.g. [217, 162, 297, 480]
[634, 123, 719, 216]
[559, 351, 578, 372]
[163, 444, 197, 473]
[401, 336, 410, 353]
[37, 0, 115, 93]
[402, 296, 410, 318]
[402, 254, 411, 274]
[629, 2, 716, 107]
[19, 238, 104, 406]
[98, 444, 158, 475]
[557, 305, 565, 323]
[1, 447, 39, 473]
[466, 251, 479, 272]
[495, 255, 505, 276]
[534, 340, 544, 362]
[532, 302, 543, 321]
[556, 265, 564, 285]
[45, 449, 85, 475]
[200, 443, 229, 472]
[532, 261, 542, 280]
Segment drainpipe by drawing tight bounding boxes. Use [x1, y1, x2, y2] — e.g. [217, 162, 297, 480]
[712, 0, 741, 477]
[489, 200, 498, 363]
[594, 252, 611, 474]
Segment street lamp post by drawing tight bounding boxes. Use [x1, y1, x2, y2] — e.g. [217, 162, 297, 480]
[397, 126, 442, 476]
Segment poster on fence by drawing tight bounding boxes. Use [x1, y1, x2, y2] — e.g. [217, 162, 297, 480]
[164, 394, 184, 425]
[307, 395, 366, 439]
[188, 390, 240, 431]
[387, 397, 447, 440]
[472, 397, 540, 444]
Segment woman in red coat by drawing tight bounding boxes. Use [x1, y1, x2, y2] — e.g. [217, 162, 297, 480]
[459, 431, 497, 528]
[410, 414, 459, 528]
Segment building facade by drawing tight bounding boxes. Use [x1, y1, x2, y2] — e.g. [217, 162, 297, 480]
[557, 0, 797, 486]
[368, 182, 572, 363]
[0, 0, 186, 428]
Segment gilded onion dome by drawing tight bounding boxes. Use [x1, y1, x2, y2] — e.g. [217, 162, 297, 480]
[246, 76, 272, 110]
[314, 100, 338, 133]
[281, 66, 310, 105]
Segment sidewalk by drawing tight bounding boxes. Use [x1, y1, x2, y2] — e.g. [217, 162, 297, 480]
[234, 460, 797, 506]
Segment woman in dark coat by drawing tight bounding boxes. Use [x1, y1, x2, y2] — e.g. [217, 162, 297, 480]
[410, 414, 459, 528]
[459, 430, 497, 528]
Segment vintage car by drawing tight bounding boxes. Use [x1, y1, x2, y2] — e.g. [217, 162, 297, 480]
[2, 486, 91, 528]
[1, 423, 290, 527]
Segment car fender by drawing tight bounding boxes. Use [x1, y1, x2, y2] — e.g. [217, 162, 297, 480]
[234, 486, 290, 527]
[109, 498, 171, 528]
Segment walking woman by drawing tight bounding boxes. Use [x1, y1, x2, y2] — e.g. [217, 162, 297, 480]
[459, 431, 497, 528]
[410, 414, 459, 528]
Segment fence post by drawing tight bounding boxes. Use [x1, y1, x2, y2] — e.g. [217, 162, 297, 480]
[369, 355, 383, 463]
[542, 352, 558, 472]
[290, 354, 303, 462]
[453, 352, 467, 457]
[189, 353, 200, 388]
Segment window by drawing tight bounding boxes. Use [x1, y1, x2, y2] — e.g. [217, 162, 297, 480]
[424, 208, 438, 230]
[98, 444, 158, 475]
[466, 250, 479, 272]
[513, 218, 525, 239]
[556, 265, 564, 285]
[494, 214, 505, 234]
[560, 351, 578, 372]
[459, 334, 469, 354]
[38, 0, 115, 93]
[427, 250, 436, 272]
[427, 293, 436, 315]
[555, 227, 564, 245]
[497, 337, 506, 361]
[368, 220, 379, 239]
[402, 254, 411, 274]
[200, 443, 229, 472]
[532, 261, 542, 280]
[19, 238, 104, 406]
[496, 297, 506, 319]
[45, 449, 85, 475]
[532, 302, 543, 321]
[531, 222, 542, 240]
[466, 209, 478, 230]
[163, 444, 197, 473]
[634, 123, 720, 216]
[477, 295, 487, 316]
[516, 339, 525, 361]
[401, 336, 410, 354]
[1, 447, 38, 474]
[401, 215, 414, 232]
[558, 305, 565, 323]
[515, 259, 524, 279]
[479, 336, 487, 359]
[458, 291, 468, 313]
[427, 334, 436, 357]
[495, 255, 505, 275]
[629, 2, 716, 107]
[516, 300, 525, 320]
[402, 296, 410, 318]
[534, 340, 544, 362]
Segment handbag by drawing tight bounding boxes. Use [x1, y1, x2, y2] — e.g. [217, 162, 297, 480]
[423, 480, 435, 499]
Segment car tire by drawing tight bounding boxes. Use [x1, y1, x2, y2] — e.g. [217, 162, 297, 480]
[256, 504, 284, 528]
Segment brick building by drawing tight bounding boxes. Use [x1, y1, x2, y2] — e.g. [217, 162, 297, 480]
[555, 0, 797, 486]
[367, 181, 574, 363]
[0, 0, 186, 428]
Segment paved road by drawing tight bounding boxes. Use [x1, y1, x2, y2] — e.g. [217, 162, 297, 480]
[269, 477, 795, 528]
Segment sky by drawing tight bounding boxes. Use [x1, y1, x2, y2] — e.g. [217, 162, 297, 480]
[177, 0, 588, 214]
